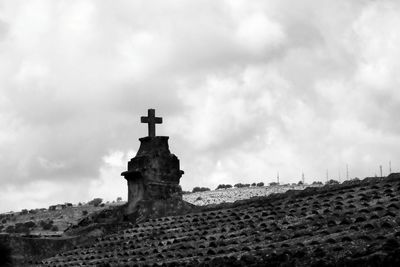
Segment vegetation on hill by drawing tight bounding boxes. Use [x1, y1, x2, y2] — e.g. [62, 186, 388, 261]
[216, 184, 232, 190]
[88, 198, 103, 207]
[326, 179, 340, 185]
[0, 201, 124, 238]
[192, 187, 210, 193]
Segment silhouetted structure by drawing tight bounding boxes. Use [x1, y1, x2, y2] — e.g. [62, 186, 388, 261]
[121, 109, 185, 220]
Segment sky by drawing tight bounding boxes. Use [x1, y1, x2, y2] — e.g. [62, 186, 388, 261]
[0, 0, 399, 212]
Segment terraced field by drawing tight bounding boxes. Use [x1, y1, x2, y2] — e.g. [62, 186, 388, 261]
[183, 184, 310, 206]
[41, 176, 400, 266]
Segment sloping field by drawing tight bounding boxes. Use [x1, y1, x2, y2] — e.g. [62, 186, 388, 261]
[183, 184, 311, 206]
[41, 176, 400, 266]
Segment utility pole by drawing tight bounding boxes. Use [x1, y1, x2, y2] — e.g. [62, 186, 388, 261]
[389, 161, 392, 174]
[277, 172, 280, 185]
[302, 172, 305, 184]
[338, 169, 341, 182]
[380, 165, 383, 178]
[346, 164, 349, 180]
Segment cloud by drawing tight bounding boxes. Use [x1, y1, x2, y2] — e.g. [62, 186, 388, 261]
[0, 0, 400, 212]
[235, 13, 286, 53]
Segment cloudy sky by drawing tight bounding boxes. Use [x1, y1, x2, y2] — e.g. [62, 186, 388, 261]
[0, 0, 399, 212]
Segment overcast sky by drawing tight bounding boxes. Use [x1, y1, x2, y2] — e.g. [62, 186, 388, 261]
[0, 0, 399, 212]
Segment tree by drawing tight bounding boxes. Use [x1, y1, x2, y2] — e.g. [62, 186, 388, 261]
[312, 181, 323, 185]
[216, 184, 232, 190]
[40, 220, 54, 230]
[88, 198, 103, 207]
[192, 187, 211, 193]
[5, 225, 14, 233]
[24, 221, 36, 228]
[116, 197, 122, 202]
[13, 223, 32, 234]
[251, 183, 256, 187]
[326, 179, 339, 185]
[256, 182, 264, 187]
[269, 182, 279, 186]
[298, 181, 304, 185]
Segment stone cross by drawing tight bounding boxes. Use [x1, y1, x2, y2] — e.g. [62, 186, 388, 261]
[141, 109, 162, 137]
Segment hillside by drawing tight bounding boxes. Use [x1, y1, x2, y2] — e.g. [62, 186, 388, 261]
[40, 174, 400, 266]
[183, 184, 317, 206]
[0, 184, 314, 237]
[0, 202, 124, 237]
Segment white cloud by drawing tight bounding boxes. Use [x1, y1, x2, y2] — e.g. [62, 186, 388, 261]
[236, 13, 286, 53]
[87, 150, 134, 203]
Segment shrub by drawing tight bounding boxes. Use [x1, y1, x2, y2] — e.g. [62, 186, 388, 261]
[20, 209, 28, 215]
[216, 184, 232, 190]
[251, 183, 256, 187]
[326, 179, 339, 185]
[40, 220, 53, 230]
[192, 187, 211, 193]
[116, 197, 122, 202]
[24, 221, 36, 228]
[298, 181, 304, 185]
[51, 225, 59, 231]
[312, 181, 323, 185]
[5, 226, 14, 233]
[269, 182, 279, 186]
[256, 182, 264, 187]
[14, 223, 30, 234]
[82, 210, 88, 216]
[88, 198, 103, 207]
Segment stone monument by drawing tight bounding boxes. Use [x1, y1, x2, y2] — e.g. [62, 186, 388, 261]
[121, 109, 187, 221]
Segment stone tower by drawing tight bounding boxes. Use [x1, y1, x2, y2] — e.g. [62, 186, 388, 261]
[121, 109, 185, 219]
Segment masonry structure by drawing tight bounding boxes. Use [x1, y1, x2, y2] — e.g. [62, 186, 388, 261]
[121, 109, 189, 221]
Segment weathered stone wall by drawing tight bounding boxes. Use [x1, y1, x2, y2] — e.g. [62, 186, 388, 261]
[121, 136, 184, 216]
[0, 234, 79, 266]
